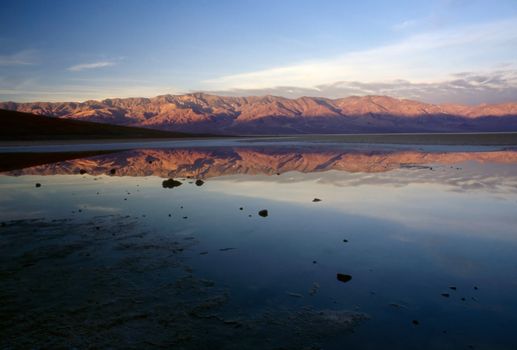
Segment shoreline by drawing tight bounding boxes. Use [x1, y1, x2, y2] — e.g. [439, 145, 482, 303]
[0, 133, 516, 155]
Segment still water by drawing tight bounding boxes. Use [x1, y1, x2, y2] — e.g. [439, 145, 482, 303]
[1, 142, 517, 349]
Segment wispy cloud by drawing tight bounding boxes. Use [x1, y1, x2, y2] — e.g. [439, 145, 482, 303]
[67, 61, 116, 72]
[392, 18, 420, 31]
[203, 18, 517, 90]
[0, 49, 37, 66]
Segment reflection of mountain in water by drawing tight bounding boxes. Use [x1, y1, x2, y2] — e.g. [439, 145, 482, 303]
[4, 147, 517, 179]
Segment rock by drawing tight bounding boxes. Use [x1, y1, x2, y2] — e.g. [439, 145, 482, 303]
[219, 248, 235, 251]
[312, 198, 322, 202]
[312, 260, 317, 264]
[239, 207, 243, 210]
[109, 169, 116, 175]
[441, 293, 450, 298]
[449, 286, 457, 290]
[412, 320, 419, 326]
[195, 179, 204, 186]
[35, 183, 41, 188]
[343, 239, 348, 243]
[79, 169, 87, 175]
[474, 286, 478, 290]
[258, 209, 268, 217]
[162, 178, 182, 189]
[337, 273, 352, 283]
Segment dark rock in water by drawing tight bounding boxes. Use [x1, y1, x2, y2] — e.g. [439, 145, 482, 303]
[412, 320, 419, 326]
[79, 169, 87, 175]
[95, 226, 100, 230]
[109, 168, 116, 175]
[239, 207, 243, 210]
[248, 214, 252, 217]
[343, 239, 348, 243]
[219, 247, 235, 251]
[1, 222, 5, 227]
[35, 183, 41, 188]
[200, 251, 208, 255]
[461, 297, 466, 301]
[337, 273, 352, 283]
[313, 260, 317, 264]
[168, 214, 172, 217]
[182, 216, 188, 219]
[162, 178, 182, 189]
[312, 198, 322, 202]
[258, 209, 268, 217]
[449, 286, 457, 290]
[195, 179, 204, 186]
[441, 293, 450, 298]
[474, 286, 478, 290]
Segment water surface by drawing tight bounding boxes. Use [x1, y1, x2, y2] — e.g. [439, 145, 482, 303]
[1, 142, 517, 349]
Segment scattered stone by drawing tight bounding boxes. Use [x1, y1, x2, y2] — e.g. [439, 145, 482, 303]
[474, 286, 478, 290]
[258, 209, 268, 217]
[461, 297, 466, 301]
[336, 273, 352, 283]
[239, 207, 243, 210]
[182, 216, 188, 219]
[35, 183, 41, 188]
[441, 293, 450, 298]
[312, 260, 317, 264]
[162, 178, 182, 189]
[412, 320, 419, 326]
[79, 169, 87, 175]
[312, 198, 322, 202]
[449, 286, 457, 290]
[195, 179, 204, 186]
[343, 239, 348, 243]
[168, 214, 172, 217]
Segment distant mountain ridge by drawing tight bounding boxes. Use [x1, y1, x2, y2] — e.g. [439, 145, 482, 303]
[2, 93, 517, 134]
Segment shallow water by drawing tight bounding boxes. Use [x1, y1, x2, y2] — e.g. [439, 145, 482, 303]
[1, 142, 517, 349]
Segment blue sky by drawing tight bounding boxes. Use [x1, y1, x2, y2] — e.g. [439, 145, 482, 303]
[1, 0, 516, 103]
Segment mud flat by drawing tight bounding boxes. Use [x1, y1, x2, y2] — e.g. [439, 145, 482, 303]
[0, 215, 367, 349]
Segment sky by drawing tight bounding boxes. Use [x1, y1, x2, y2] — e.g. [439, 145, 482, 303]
[1, 0, 517, 104]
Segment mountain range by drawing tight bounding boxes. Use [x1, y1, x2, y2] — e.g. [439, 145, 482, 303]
[2, 93, 517, 134]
